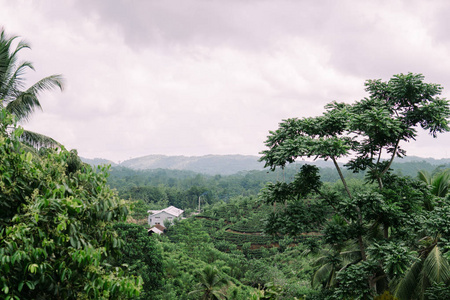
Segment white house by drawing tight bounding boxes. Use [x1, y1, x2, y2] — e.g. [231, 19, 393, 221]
[147, 206, 184, 227]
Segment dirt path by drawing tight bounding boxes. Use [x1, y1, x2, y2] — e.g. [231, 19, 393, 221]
[194, 216, 231, 224]
[225, 228, 262, 235]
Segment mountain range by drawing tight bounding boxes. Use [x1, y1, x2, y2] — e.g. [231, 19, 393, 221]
[80, 154, 450, 176]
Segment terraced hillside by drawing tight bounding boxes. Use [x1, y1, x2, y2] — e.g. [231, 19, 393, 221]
[195, 196, 319, 258]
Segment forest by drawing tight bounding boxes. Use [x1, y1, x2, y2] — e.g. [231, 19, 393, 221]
[2, 27, 450, 299]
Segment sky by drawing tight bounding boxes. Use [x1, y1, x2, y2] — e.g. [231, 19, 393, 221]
[1, 0, 450, 163]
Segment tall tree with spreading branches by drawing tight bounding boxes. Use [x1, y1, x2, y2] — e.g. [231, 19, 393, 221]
[260, 73, 450, 298]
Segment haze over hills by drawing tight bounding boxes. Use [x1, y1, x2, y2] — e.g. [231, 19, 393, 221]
[80, 154, 450, 176]
[120, 154, 263, 175]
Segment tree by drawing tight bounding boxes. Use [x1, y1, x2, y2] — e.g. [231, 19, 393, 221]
[189, 265, 229, 300]
[166, 218, 211, 255]
[113, 223, 164, 299]
[391, 243, 450, 299]
[259, 73, 450, 297]
[0, 109, 141, 299]
[390, 197, 450, 300]
[0, 28, 64, 147]
[417, 169, 450, 197]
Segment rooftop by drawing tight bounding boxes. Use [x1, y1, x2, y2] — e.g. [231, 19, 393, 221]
[147, 205, 184, 217]
[148, 224, 166, 235]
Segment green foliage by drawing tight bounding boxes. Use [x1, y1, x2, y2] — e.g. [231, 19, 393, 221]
[100, 73, 450, 299]
[369, 241, 417, 279]
[0, 28, 64, 148]
[151, 231, 253, 299]
[331, 261, 377, 299]
[0, 109, 141, 299]
[189, 265, 229, 300]
[424, 282, 450, 300]
[113, 223, 163, 298]
[138, 194, 327, 299]
[374, 291, 399, 300]
[417, 168, 450, 197]
[391, 244, 450, 300]
[261, 73, 449, 187]
[264, 197, 327, 237]
[166, 218, 212, 253]
[259, 73, 450, 298]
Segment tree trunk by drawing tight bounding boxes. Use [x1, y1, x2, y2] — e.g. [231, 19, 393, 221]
[331, 156, 352, 199]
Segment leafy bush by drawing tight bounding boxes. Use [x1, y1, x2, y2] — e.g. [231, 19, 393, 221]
[0, 110, 141, 299]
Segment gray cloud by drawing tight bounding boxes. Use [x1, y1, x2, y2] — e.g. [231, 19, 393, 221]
[0, 0, 449, 162]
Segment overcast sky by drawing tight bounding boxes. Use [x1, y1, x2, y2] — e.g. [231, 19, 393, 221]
[1, 0, 450, 162]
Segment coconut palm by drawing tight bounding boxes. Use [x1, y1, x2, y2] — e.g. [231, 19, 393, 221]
[189, 265, 229, 300]
[311, 247, 361, 289]
[391, 243, 450, 300]
[418, 170, 450, 198]
[0, 28, 64, 147]
[311, 215, 362, 289]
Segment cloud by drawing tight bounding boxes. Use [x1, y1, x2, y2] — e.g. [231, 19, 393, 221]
[0, 0, 449, 162]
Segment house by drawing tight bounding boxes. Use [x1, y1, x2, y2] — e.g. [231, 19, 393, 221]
[147, 205, 184, 227]
[148, 224, 166, 235]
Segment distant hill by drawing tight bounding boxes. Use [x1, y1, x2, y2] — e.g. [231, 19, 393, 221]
[80, 157, 117, 167]
[118, 154, 264, 175]
[395, 156, 450, 165]
[80, 154, 450, 176]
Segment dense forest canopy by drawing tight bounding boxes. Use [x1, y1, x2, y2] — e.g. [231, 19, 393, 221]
[106, 158, 450, 220]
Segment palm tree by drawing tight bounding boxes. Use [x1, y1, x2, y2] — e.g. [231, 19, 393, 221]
[189, 265, 229, 300]
[391, 242, 450, 300]
[0, 28, 64, 147]
[391, 173, 450, 299]
[311, 216, 362, 289]
[418, 170, 450, 198]
[311, 247, 361, 289]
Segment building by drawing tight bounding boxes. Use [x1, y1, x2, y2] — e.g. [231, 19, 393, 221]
[148, 224, 166, 235]
[147, 205, 184, 227]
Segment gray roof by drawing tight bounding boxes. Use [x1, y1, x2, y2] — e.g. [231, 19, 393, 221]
[147, 205, 184, 217]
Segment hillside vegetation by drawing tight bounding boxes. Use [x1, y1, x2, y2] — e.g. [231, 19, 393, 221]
[83, 154, 450, 176]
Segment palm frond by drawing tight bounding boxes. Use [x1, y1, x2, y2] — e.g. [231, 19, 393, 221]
[0, 28, 64, 129]
[189, 266, 229, 299]
[6, 60, 34, 91]
[423, 245, 450, 284]
[312, 263, 333, 288]
[392, 259, 423, 300]
[1, 61, 34, 105]
[19, 129, 61, 149]
[7, 74, 64, 121]
[11, 39, 30, 58]
[418, 169, 450, 197]
[393, 246, 450, 300]
[432, 172, 450, 197]
[0, 30, 21, 93]
[26, 74, 65, 95]
[313, 255, 331, 266]
[5, 93, 41, 121]
[340, 250, 362, 265]
[211, 289, 228, 300]
[418, 170, 432, 186]
[367, 221, 381, 240]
